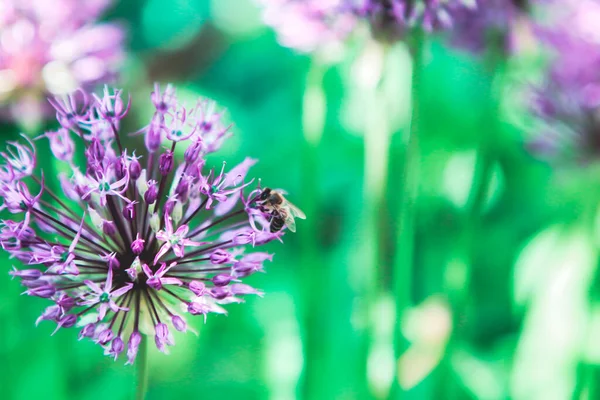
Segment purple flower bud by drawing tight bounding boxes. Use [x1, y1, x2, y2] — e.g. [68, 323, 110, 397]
[159, 150, 174, 176]
[154, 322, 173, 353]
[26, 285, 56, 298]
[109, 337, 125, 360]
[103, 220, 117, 236]
[233, 262, 256, 275]
[9, 267, 42, 280]
[163, 198, 176, 216]
[146, 116, 164, 153]
[126, 331, 142, 365]
[147, 277, 162, 291]
[187, 301, 209, 315]
[79, 323, 96, 340]
[58, 314, 77, 329]
[156, 322, 169, 338]
[188, 280, 206, 296]
[131, 234, 145, 255]
[122, 201, 136, 221]
[172, 315, 187, 332]
[210, 286, 229, 300]
[1, 236, 20, 251]
[175, 178, 189, 203]
[126, 266, 138, 281]
[20, 279, 48, 288]
[36, 305, 61, 325]
[13, 251, 33, 264]
[233, 231, 255, 246]
[184, 139, 204, 164]
[17, 227, 36, 243]
[188, 159, 205, 179]
[144, 180, 158, 204]
[232, 253, 269, 277]
[56, 294, 76, 311]
[51, 313, 78, 335]
[113, 155, 126, 181]
[212, 273, 232, 287]
[210, 249, 234, 264]
[129, 158, 141, 180]
[97, 328, 114, 345]
[88, 138, 105, 162]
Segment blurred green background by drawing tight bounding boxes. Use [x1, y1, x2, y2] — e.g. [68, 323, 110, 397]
[2, 1, 599, 399]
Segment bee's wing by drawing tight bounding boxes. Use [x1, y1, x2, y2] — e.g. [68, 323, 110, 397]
[283, 212, 297, 233]
[286, 202, 306, 220]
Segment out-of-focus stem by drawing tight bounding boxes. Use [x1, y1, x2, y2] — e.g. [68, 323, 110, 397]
[357, 39, 395, 399]
[363, 52, 390, 205]
[355, 40, 404, 397]
[451, 57, 505, 331]
[391, 34, 423, 399]
[302, 62, 327, 147]
[434, 48, 506, 399]
[300, 58, 327, 400]
[136, 335, 149, 400]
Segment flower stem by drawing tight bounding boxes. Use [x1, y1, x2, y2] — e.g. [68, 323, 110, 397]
[434, 49, 506, 399]
[300, 58, 327, 400]
[136, 335, 149, 400]
[357, 39, 394, 398]
[392, 35, 424, 396]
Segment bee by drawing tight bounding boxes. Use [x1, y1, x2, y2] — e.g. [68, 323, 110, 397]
[258, 187, 306, 233]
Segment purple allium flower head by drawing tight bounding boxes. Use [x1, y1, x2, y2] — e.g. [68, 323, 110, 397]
[258, 0, 475, 52]
[525, 0, 600, 160]
[0, 0, 124, 127]
[350, 0, 476, 39]
[1, 84, 300, 363]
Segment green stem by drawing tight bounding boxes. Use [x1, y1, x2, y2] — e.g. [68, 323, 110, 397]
[300, 58, 327, 400]
[434, 50, 506, 400]
[359, 40, 393, 399]
[391, 36, 424, 398]
[136, 335, 149, 400]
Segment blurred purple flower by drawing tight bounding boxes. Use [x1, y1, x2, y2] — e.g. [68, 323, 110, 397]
[2, 84, 299, 363]
[258, 0, 355, 53]
[353, 0, 476, 37]
[537, 0, 600, 110]
[0, 0, 124, 127]
[257, 0, 476, 52]
[527, 0, 600, 159]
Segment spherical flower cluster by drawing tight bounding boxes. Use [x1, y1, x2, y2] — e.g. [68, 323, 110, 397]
[257, 0, 476, 53]
[0, 0, 123, 127]
[2, 84, 297, 363]
[526, 0, 600, 159]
